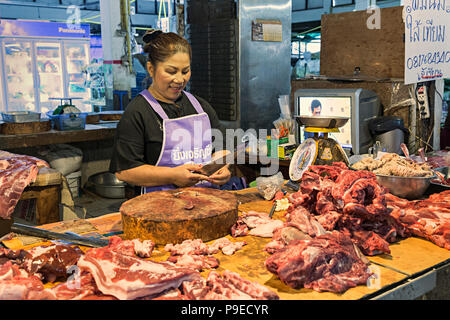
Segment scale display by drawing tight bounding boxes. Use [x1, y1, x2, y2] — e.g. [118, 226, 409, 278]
[299, 96, 352, 148]
[289, 138, 317, 181]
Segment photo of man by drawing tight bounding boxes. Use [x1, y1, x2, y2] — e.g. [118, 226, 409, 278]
[304, 99, 322, 140]
[311, 99, 321, 116]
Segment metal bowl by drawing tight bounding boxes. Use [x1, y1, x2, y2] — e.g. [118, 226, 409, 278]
[430, 167, 450, 189]
[294, 116, 349, 129]
[88, 172, 127, 199]
[376, 174, 434, 200]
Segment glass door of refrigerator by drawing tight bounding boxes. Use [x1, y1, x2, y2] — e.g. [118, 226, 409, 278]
[64, 41, 91, 112]
[2, 40, 37, 112]
[35, 41, 64, 114]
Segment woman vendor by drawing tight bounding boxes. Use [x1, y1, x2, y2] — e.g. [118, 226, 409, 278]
[110, 30, 231, 193]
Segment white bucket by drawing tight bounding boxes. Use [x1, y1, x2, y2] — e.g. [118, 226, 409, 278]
[66, 170, 82, 198]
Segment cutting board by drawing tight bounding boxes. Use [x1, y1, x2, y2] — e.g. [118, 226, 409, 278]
[0, 120, 51, 135]
[120, 187, 238, 244]
[98, 111, 123, 121]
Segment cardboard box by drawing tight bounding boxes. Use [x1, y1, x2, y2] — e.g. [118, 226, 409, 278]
[278, 143, 297, 160]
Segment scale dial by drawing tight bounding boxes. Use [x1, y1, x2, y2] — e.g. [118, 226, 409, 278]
[289, 138, 317, 182]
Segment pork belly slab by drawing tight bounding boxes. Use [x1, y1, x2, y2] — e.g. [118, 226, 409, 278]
[77, 246, 201, 300]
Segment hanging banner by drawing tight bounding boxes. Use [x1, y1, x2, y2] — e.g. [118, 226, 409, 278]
[156, 0, 170, 32]
[403, 2, 450, 84]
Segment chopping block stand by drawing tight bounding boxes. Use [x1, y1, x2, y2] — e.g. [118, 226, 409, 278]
[20, 167, 62, 225]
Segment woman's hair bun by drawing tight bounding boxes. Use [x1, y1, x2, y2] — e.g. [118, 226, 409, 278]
[143, 29, 163, 44]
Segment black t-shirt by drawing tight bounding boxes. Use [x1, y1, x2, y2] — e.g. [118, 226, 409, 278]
[109, 91, 224, 173]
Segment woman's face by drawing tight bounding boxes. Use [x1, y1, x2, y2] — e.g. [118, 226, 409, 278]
[147, 52, 191, 102]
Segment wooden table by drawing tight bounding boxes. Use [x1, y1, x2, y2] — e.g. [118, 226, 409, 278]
[0, 122, 117, 149]
[3, 188, 449, 300]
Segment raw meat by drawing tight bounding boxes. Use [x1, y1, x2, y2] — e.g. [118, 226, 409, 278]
[22, 244, 84, 282]
[164, 239, 218, 256]
[231, 211, 284, 238]
[286, 206, 326, 237]
[210, 237, 247, 255]
[230, 219, 249, 237]
[107, 235, 154, 258]
[77, 245, 201, 300]
[265, 226, 312, 254]
[49, 272, 98, 300]
[285, 163, 407, 255]
[0, 261, 28, 280]
[386, 191, 450, 250]
[248, 220, 284, 237]
[0, 273, 55, 300]
[265, 231, 371, 293]
[0, 151, 49, 219]
[166, 254, 219, 271]
[0, 247, 27, 266]
[163, 238, 246, 271]
[182, 270, 279, 300]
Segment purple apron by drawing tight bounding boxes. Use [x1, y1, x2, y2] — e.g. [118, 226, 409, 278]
[140, 89, 213, 193]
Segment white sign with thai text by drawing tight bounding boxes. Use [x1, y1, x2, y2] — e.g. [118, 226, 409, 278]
[404, 1, 450, 84]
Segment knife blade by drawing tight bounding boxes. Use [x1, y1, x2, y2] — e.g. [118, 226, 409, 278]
[11, 223, 109, 248]
[269, 189, 287, 218]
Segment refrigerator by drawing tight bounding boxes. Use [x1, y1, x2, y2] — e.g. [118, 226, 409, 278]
[0, 20, 91, 114]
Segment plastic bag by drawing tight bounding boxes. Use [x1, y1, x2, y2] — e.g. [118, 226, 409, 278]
[256, 172, 284, 200]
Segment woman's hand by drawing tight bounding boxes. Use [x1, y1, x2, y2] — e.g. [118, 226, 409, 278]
[171, 163, 209, 187]
[207, 164, 231, 185]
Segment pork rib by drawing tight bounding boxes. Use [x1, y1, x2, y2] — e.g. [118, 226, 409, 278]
[0, 151, 48, 219]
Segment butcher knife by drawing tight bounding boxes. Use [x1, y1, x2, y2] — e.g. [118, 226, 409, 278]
[269, 189, 287, 218]
[11, 223, 109, 248]
[197, 141, 249, 176]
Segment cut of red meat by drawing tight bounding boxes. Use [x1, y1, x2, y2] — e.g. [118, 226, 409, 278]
[265, 231, 371, 293]
[107, 235, 154, 258]
[350, 230, 390, 255]
[283, 165, 408, 255]
[286, 206, 326, 237]
[0, 151, 49, 219]
[387, 191, 450, 250]
[182, 270, 279, 300]
[77, 246, 201, 300]
[22, 244, 83, 283]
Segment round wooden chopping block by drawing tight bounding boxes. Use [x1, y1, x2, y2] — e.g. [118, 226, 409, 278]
[0, 120, 51, 135]
[120, 187, 238, 245]
[86, 114, 100, 124]
[99, 111, 123, 121]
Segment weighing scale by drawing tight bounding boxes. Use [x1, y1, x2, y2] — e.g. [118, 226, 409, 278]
[49, 97, 82, 115]
[286, 116, 350, 190]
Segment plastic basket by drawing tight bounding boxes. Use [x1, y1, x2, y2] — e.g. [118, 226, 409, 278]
[47, 112, 87, 131]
